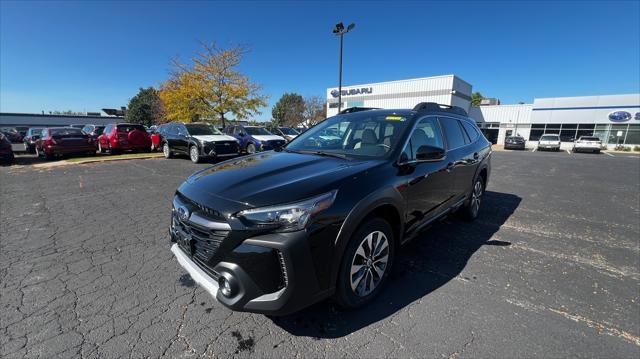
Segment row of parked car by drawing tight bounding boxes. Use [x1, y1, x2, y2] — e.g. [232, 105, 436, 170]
[504, 134, 603, 153]
[0, 122, 303, 164]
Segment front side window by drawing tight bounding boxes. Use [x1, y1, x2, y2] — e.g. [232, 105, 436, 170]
[287, 111, 412, 158]
[440, 117, 467, 149]
[401, 117, 444, 161]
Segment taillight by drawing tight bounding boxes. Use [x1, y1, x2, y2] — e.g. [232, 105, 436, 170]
[45, 136, 57, 146]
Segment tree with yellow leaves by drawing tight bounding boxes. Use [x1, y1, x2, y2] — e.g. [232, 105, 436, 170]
[159, 42, 268, 126]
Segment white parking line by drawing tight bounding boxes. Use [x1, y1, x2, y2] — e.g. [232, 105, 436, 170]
[566, 149, 571, 154]
[604, 152, 615, 157]
[531, 147, 537, 153]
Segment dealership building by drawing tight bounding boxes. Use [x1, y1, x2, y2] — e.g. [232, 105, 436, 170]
[326, 75, 640, 147]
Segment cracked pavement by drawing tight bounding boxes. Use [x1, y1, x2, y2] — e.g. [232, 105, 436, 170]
[1, 151, 639, 358]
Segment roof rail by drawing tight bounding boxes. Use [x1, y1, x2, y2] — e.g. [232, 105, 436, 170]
[339, 107, 380, 114]
[412, 102, 467, 116]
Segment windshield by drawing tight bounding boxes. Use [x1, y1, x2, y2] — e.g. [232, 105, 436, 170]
[279, 127, 299, 136]
[186, 124, 222, 136]
[117, 124, 146, 132]
[245, 127, 272, 136]
[580, 136, 599, 141]
[0, 127, 18, 134]
[540, 135, 559, 141]
[286, 111, 412, 158]
[51, 128, 84, 137]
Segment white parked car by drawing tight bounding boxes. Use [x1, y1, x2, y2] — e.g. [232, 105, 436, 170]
[537, 134, 561, 151]
[573, 136, 602, 153]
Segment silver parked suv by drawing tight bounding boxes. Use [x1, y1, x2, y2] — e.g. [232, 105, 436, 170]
[537, 134, 561, 151]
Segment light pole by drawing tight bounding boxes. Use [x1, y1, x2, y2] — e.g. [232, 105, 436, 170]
[333, 22, 355, 112]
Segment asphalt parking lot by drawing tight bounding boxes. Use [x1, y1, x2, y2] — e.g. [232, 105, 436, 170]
[1, 150, 639, 358]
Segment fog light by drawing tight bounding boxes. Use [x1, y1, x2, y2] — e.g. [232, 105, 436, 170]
[219, 276, 233, 297]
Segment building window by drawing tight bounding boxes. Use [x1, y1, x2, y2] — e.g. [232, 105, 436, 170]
[609, 124, 629, 145]
[529, 124, 545, 141]
[559, 123, 577, 142]
[544, 124, 560, 134]
[624, 124, 639, 145]
[576, 124, 595, 139]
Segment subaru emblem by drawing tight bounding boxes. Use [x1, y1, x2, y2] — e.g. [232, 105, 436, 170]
[176, 205, 190, 221]
[608, 111, 632, 122]
[330, 89, 340, 98]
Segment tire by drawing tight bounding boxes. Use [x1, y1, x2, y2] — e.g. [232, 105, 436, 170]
[189, 145, 201, 163]
[246, 143, 256, 154]
[163, 143, 172, 159]
[335, 217, 395, 309]
[594, 149, 600, 154]
[461, 176, 484, 221]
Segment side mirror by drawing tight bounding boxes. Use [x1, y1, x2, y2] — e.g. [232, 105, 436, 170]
[238, 132, 245, 137]
[416, 145, 445, 161]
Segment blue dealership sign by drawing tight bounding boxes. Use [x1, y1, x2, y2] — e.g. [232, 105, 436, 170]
[608, 111, 632, 122]
[635, 112, 640, 121]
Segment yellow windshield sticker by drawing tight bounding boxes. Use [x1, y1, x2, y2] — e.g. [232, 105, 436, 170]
[386, 116, 404, 121]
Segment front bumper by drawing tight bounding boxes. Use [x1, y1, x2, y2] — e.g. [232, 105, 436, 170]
[170, 221, 326, 315]
[504, 143, 525, 149]
[574, 144, 600, 151]
[538, 144, 560, 150]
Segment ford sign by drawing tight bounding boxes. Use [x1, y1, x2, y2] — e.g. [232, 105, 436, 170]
[608, 111, 632, 122]
[330, 87, 373, 98]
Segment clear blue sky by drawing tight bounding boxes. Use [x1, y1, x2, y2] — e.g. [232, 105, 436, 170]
[1, 1, 639, 120]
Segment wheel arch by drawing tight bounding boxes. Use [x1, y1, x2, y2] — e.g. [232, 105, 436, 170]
[329, 186, 405, 290]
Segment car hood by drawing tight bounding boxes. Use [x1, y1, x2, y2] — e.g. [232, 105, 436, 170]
[178, 151, 381, 212]
[191, 134, 237, 142]
[252, 135, 285, 142]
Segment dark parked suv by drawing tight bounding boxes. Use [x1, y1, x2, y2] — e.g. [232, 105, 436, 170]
[161, 122, 240, 163]
[169, 103, 491, 315]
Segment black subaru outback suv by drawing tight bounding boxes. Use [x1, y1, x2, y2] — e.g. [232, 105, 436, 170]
[161, 122, 240, 163]
[170, 103, 491, 315]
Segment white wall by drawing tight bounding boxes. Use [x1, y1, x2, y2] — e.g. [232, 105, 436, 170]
[531, 94, 640, 124]
[326, 75, 471, 116]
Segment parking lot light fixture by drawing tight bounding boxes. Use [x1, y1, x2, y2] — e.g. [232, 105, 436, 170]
[333, 22, 356, 112]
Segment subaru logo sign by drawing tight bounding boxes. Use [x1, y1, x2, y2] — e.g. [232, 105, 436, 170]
[608, 111, 632, 122]
[635, 112, 640, 121]
[330, 87, 373, 98]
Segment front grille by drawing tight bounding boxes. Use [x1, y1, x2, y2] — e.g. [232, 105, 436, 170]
[175, 213, 229, 271]
[176, 192, 225, 221]
[214, 141, 239, 155]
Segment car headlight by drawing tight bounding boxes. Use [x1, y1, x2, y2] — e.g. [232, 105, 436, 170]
[236, 190, 337, 232]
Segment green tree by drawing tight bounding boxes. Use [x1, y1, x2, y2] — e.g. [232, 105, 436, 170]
[272, 93, 305, 127]
[471, 92, 484, 107]
[303, 96, 326, 126]
[125, 87, 164, 127]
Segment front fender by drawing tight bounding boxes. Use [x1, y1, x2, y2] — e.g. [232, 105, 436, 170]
[329, 185, 405, 290]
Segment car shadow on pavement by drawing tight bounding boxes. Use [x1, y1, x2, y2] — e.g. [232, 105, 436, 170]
[270, 190, 521, 338]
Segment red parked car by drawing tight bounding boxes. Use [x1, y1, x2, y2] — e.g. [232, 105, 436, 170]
[35, 127, 97, 160]
[0, 132, 14, 165]
[97, 123, 151, 154]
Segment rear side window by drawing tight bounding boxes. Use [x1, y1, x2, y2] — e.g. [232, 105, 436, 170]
[461, 121, 480, 142]
[439, 117, 467, 149]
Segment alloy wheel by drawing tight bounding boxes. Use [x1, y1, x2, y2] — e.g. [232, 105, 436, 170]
[190, 146, 199, 163]
[350, 231, 390, 297]
[163, 143, 170, 158]
[470, 180, 483, 217]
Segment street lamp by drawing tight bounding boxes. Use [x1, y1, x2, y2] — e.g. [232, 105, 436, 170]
[333, 22, 355, 112]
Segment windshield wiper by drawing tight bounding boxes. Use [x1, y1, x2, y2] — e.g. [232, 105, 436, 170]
[284, 148, 349, 159]
[308, 151, 349, 160]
